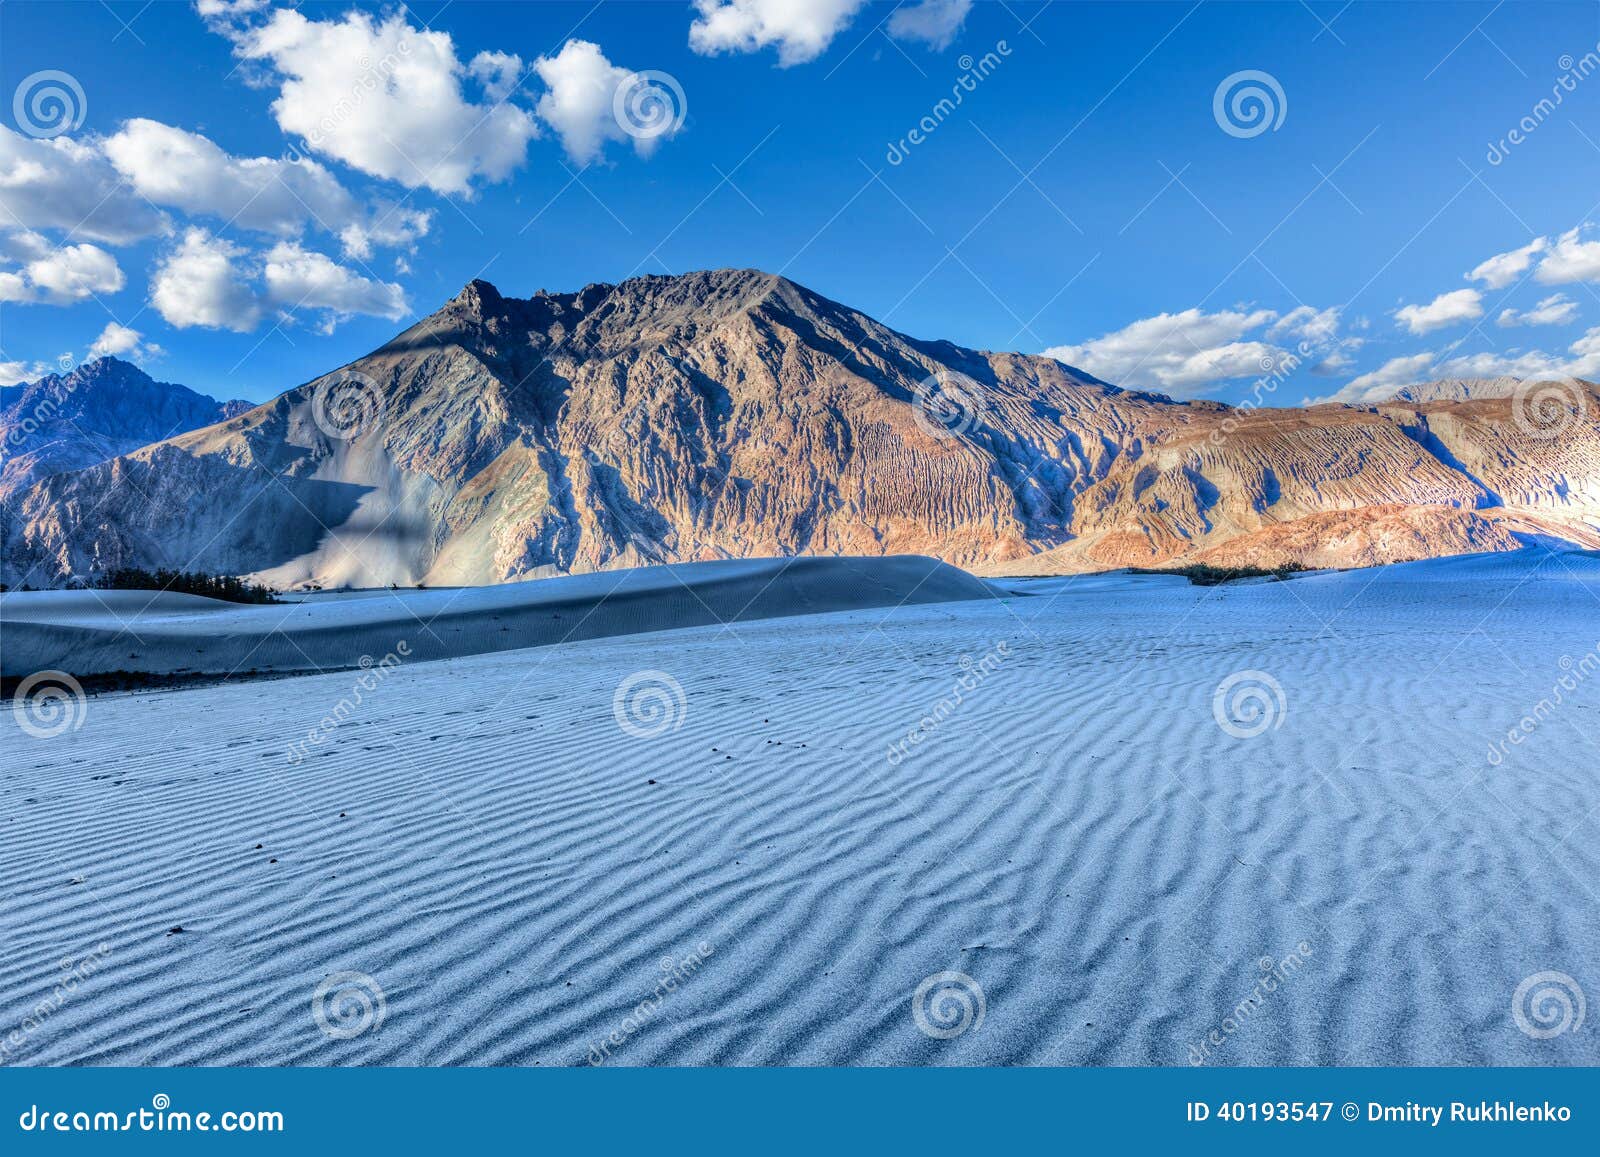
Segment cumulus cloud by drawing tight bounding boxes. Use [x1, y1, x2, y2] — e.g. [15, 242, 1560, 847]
[1497, 293, 1579, 328]
[103, 118, 429, 255]
[151, 229, 264, 332]
[225, 9, 539, 195]
[88, 322, 162, 362]
[1534, 227, 1600, 285]
[0, 230, 125, 304]
[1268, 304, 1342, 344]
[1467, 237, 1547, 289]
[1322, 353, 1439, 403]
[0, 126, 168, 245]
[534, 40, 682, 164]
[263, 241, 407, 327]
[690, 0, 868, 65]
[149, 228, 408, 334]
[1394, 288, 1482, 335]
[1044, 307, 1294, 393]
[886, 0, 973, 49]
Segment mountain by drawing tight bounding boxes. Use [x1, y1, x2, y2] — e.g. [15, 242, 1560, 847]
[0, 357, 248, 502]
[3, 271, 1598, 588]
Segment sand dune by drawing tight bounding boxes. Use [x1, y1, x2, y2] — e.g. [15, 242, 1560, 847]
[2, 545, 1597, 1065]
[0, 555, 994, 682]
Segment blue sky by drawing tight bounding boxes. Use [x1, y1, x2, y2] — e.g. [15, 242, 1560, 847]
[3, 0, 1600, 405]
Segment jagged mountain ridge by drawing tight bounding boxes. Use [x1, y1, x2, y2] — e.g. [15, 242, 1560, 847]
[3, 270, 1598, 587]
[0, 357, 248, 503]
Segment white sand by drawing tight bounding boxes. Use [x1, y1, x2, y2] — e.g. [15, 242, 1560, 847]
[0, 555, 994, 680]
[2, 544, 1597, 1065]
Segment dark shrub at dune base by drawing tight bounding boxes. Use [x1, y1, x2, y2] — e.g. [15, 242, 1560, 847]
[92, 567, 279, 604]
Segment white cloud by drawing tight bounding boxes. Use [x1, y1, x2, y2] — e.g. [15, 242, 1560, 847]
[151, 229, 263, 332]
[1534, 227, 1600, 285]
[1467, 237, 1547, 289]
[87, 322, 162, 362]
[149, 229, 408, 334]
[1268, 304, 1342, 344]
[1323, 353, 1438, 403]
[103, 119, 430, 255]
[1431, 349, 1569, 381]
[534, 40, 682, 165]
[689, 0, 867, 66]
[226, 9, 539, 195]
[0, 360, 62, 386]
[1394, 288, 1482, 335]
[886, 0, 972, 49]
[1496, 293, 1579, 328]
[194, 0, 267, 21]
[0, 126, 168, 245]
[1043, 307, 1289, 393]
[263, 241, 407, 326]
[0, 230, 125, 304]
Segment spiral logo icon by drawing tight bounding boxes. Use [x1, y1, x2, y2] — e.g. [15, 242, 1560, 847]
[612, 70, 687, 142]
[151, 1094, 171, 1111]
[12, 670, 87, 739]
[912, 971, 986, 1039]
[13, 70, 86, 139]
[312, 970, 387, 1039]
[612, 670, 688, 738]
[1211, 670, 1286, 739]
[1511, 378, 1587, 441]
[1512, 971, 1585, 1039]
[1213, 70, 1287, 139]
[310, 369, 384, 441]
[913, 370, 991, 440]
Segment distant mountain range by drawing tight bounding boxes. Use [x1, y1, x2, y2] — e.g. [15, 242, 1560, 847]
[2, 270, 1596, 588]
[1, 358, 247, 503]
